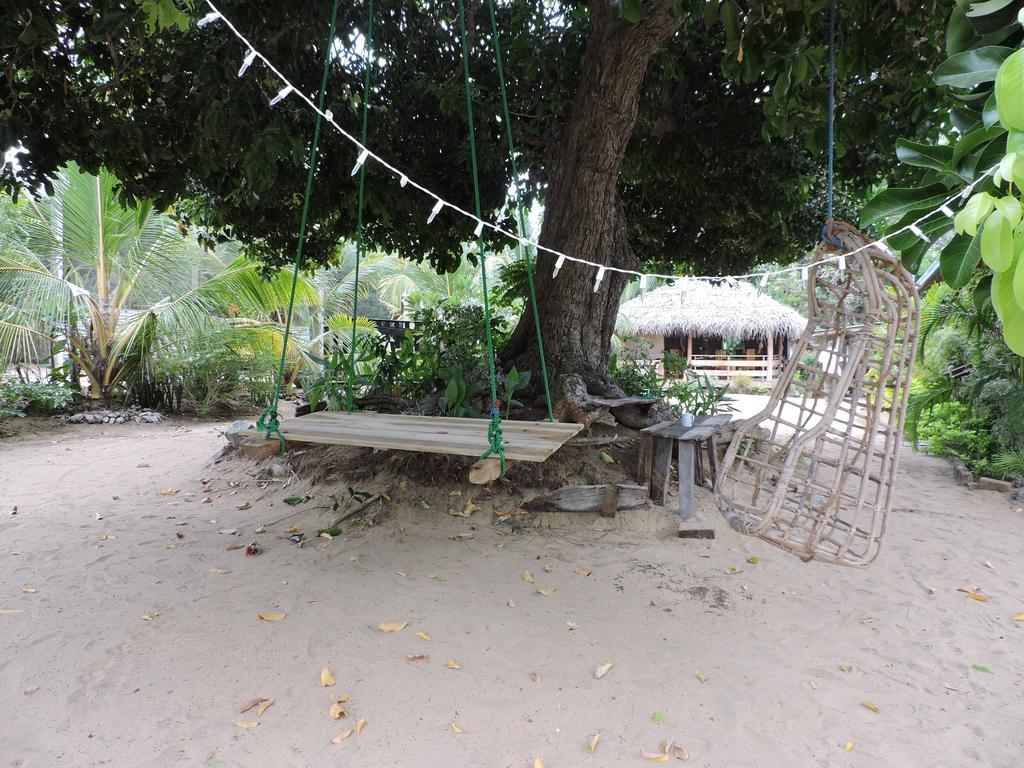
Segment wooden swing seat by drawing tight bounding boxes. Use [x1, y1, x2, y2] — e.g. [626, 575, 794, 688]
[240, 411, 583, 462]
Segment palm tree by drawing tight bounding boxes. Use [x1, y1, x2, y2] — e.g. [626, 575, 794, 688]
[0, 165, 316, 400]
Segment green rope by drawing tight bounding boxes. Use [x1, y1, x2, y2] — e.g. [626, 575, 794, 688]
[346, 0, 375, 411]
[484, 0, 553, 422]
[256, 0, 342, 454]
[456, 0, 506, 475]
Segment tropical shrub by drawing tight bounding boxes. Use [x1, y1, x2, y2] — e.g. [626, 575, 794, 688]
[0, 377, 75, 417]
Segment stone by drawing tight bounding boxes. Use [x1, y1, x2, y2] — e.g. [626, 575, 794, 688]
[979, 477, 1013, 493]
[225, 420, 255, 448]
[1013, 489, 1024, 503]
[67, 414, 84, 424]
[85, 414, 97, 424]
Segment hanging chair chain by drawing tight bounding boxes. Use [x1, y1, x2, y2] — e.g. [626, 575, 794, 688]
[256, 0, 343, 454]
[823, 0, 841, 247]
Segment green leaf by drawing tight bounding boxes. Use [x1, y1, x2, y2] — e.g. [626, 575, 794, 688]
[994, 195, 1022, 227]
[983, 93, 1001, 126]
[971, 663, 994, 674]
[992, 255, 1018, 318]
[940, 232, 983, 289]
[621, 0, 645, 23]
[1004, 309, 1024, 355]
[981, 209, 1014, 271]
[935, 46, 1014, 89]
[721, 1, 740, 44]
[895, 140, 954, 171]
[952, 124, 1005, 167]
[283, 495, 311, 506]
[861, 185, 950, 227]
[947, 5, 975, 57]
[996, 49, 1024, 130]
[955, 191, 996, 236]
[967, 0, 1017, 18]
[650, 711, 664, 724]
[1014, 246, 1024, 306]
[974, 274, 993, 314]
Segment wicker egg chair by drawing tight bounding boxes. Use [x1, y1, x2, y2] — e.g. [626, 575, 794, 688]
[716, 222, 920, 566]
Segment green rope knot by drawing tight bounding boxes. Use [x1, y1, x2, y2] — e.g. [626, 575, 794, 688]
[479, 404, 507, 476]
[255, 407, 286, 455]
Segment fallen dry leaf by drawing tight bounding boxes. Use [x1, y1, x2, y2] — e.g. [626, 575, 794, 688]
[575, 566, 592, 577]
[966, 593, 988, 602]
[844, 742, 855, 752]
[286, 526, 300, 533]
[22, 587, 36, 593]
[407, 654, 430, 662]
[588, 733, 600, 754]
[338, 693, 350, 703]
[449, 532, 473, 541]
[451, 723, 463, 734]
[160, 488, 178, 496]
[670, 743, 689, 760]
[507, 599, 516, 608]
[543, 564, 553, 573]
[141, 614, 155, 621]
[244, 542, 261, 556]
[395, 570, 408, 577]
[378, 621, 407, 633]
[445, 660, 461, 670]
[536, 588, 556, 597]
[258, 613, 285, 622]
[227, 543, 244, 551]
[694, 671, 708, 684]
[209, 568, 231, 575]
[237, 502, 252, 511]
[839, 664, 853, 673]
[522, 570, 535, 583]
[321, 667, 336, 686]
[860, 701, 880, 713]
[240, 698, 265, 714]
[416, 631, 432, 641]
[529, 671, 541, 683]
[233, 720, 258, 729]
[594, 662, 613, 679]
[257, 699, 273, 716]
[566, 621, 578, 631]
[449, 490, 462, 496]
[332, 728, 354, 744]
[329, 700, 347, 720]
[534, 759, 544, 768]
[641, 746, 670, 762]
[23, 687, 39, 695]
[354, 718, 366, 734]
[1013, 613, 1024, 621]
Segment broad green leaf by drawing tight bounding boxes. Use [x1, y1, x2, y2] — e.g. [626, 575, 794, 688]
[895, 140, 954, 171]
[861, 185, 950, 227]
[967, 0, 1017, 17]
[721, 1, 740, 44]
[983, 93, 1001, 127]
[994, 195, 1022, 227]
[1009, 131, 1024, 152]
[940, 232, 983, 289]
[992, 259, 1017, 318]
[935, 46, 1014, 89]
[955, 191, 996, 236]
[952, 124, 1005, 167]
[1015, 246, 1024, 306]
[981, 210, 1014, 271]
[996, 49, 1024, 131]
[1004, 310, 1024, 355]
[946, 5, 975, 57]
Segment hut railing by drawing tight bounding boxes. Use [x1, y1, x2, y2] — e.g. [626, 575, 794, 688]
[683, 354, 783, 382]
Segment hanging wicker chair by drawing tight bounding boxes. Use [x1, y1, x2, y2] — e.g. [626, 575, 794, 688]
[716, 222, 920, 566]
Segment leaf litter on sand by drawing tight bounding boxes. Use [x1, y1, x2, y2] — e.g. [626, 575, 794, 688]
[522, 570, 535, 583]
[587, 733, 600, 754]
[445, 660, 461, 669]
[258, 613, 285, 622]
[593, 662, 613, 679]
[860, 701, 880, 713]
[331, 719, 366, 744]
[377, 621, 407, 633]
[451, 723, 464, 733]
[415, 631, 431, 641]
[239, 697, 272, 715]
[233, 720, 258, 729]
[320, 667, 336, 686]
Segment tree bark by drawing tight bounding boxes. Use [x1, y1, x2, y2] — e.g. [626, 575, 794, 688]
[503, 1, 681, 402]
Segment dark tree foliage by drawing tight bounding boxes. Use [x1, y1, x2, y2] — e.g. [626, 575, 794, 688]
[4, 0, 946, 275]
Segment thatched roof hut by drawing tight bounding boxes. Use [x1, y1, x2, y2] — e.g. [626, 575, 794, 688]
[619, 278, 807, 342]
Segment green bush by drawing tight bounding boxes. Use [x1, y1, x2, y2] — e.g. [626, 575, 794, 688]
[915, 401, 998, 476]
[732, 374, 754, 390]
[0, 378, 76, 418]
[609, 353, 661, 399]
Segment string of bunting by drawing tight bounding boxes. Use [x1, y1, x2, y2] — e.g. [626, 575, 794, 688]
[198, 2, 995, 291]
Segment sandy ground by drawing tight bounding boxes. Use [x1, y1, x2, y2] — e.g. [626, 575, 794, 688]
[1, 409, 1023, 768]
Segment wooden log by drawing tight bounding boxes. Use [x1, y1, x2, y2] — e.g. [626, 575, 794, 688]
[522, 484, 647, 513]
[600, 485, 619, 518]
[240, 437, 281, 461]
[649, 436, 674, 505]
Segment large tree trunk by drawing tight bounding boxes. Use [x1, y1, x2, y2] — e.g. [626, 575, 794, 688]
[503, 0, 680, 401]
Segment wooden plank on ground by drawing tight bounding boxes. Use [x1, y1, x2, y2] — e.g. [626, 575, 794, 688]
[649, 436, 674, 505]
[600, 485, 619, 518]
[522, 484, 647, 513]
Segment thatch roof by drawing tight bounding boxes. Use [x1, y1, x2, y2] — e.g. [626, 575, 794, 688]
[618, 279, 807, 341]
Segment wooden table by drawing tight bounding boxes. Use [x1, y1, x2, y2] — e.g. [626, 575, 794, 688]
[637, 414, 733, 520]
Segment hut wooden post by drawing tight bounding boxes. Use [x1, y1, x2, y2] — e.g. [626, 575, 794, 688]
[766, 332, 774, 383]
[686, 333, 693, 363]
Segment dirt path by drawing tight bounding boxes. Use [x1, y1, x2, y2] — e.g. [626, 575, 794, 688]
[1, 417, 1022, 767]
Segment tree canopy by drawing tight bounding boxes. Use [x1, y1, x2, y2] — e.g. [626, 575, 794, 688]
[4, 0, 949, 275]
